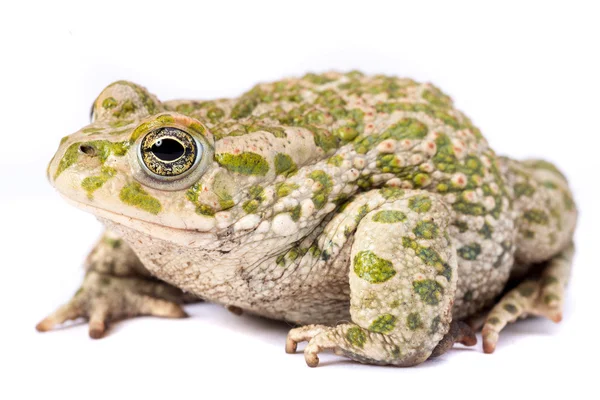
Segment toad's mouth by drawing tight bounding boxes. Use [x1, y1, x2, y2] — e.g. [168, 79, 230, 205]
[62, 195, 221, 248]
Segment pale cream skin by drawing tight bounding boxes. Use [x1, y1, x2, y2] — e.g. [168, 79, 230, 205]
[39, 72, 577, 366]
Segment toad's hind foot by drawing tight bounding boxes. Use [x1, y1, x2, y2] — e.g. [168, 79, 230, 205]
[36, 270, 193, 338]
[482, 243, 573, 353]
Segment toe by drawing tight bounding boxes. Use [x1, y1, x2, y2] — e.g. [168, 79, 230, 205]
[35, 303, 81, 333]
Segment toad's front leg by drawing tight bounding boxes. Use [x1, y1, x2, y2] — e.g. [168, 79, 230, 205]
[287, 190, 474, 367]
[36, 230, 199, 338]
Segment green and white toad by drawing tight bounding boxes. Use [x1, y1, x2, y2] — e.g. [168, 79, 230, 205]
[39, 72, 577, 367]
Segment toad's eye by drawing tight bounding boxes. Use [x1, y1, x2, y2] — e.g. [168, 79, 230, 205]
[138, 127, 201, 179]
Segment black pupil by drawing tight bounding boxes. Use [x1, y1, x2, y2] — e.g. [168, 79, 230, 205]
[151, 138, 185, 161]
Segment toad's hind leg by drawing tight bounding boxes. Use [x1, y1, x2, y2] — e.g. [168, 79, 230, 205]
[482, 158, 578, 353]
[482, 243, 573, 353]
[287, 190, 473, 367]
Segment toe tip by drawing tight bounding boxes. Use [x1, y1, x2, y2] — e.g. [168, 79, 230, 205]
[305, 352, 320, 368]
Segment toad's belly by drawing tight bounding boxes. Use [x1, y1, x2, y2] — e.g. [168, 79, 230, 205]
[107, 220, 352, 324]
[105, 212, 515, 324]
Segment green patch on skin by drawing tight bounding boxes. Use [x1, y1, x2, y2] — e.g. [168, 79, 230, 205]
[376, 153, 404, 174]
[194, 204, 216, 216]
[453, 220, 469, 233]
[563, 192, 575, 211]
[402, 237, 446, 275]
[102, 97, 118, 109]
[517, 284, 536, 297]
[99, 276, 111, 286]
[374, 101, 482, 141]
[173, 102, 200, 115]
[311, 126, 340, 153]
[526, 160, 566, 180]
[212, 173, 235, 210]
[406, 313, 423, 331]
[432, 133, 457, 173]
[334, 126, 359, 141]
[354, 118, 427, 154]
[130, 114, 176, 141]
[353, 250, 396, 284]
[309, 170, 333, 209]
[108, 80, 159, 116]
[380, 187, 405, 200]
[54, 143, 80, 179]
[81, 166, 117, 199]
[544, 293, 560, 305]
[382, 118, 428, 140]
[478, 222, 494, 239]
[541, 180, 558, 189]
[422, 87, 453, 108]
[413, 173, 430, 187]
[521, 229, 535, 239]
[391, 346, 402, 359]
[206, 107, 225, 123]
[413, 279, 444, 305]
[372, 210, 407, 223]
[355, 204, 370, 224]
[119, 182, 161, 214]
[452, 199, 486, 217]
[369, 314, 397, 333]
[541, 276, 559, 287]
[185, 184, 216, 216]
[290, 205, 302, 221]
[112, 99, 137, 119]
[408, 195, 432, 213]
[327, 155, 344, 166]
[103, 237, 122, 249]
[430, 316, 441, 334]
[524, 209, 550, 225]
[503, 303, 518, 314]
[276, 253, 286, 267]
[82, 127, 104, 134]
[231, 92, 260, 119]
[308, 244, 321, 258]
[109, 119, 134, 129]
[274, 153, 297, 176]
[55, 139, 130, 180]
[315, 89, 347, 111]
[440, 263, 453, 281]
[93, 140, 131, 162]
[457, 243, 482, 260]
[247, 123, 287, 138]
[242, 185, 265, 214]
[514, 182, 535, 198]
[216, 152, 269, 176]
[487, 317, 501, 325]
[413, 221, 439, 239]
[275, 182, 299, 198]
[287, 246, 308, 262]
[346, 326, 367, 348]
[303, 73, 334, 85]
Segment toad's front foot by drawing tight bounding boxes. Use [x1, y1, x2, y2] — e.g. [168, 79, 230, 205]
[36, 270, 194, 338]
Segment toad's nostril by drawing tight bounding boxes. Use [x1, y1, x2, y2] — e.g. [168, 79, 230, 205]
[79, 144, 97, 156]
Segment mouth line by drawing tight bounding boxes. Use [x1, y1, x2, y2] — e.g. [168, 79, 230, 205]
[61, 195, 214, 235]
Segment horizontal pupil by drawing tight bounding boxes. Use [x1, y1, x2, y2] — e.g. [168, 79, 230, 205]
[151, 138, 185, 162]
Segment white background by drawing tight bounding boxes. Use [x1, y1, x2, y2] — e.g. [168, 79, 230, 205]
[2, 1, 599, 399]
